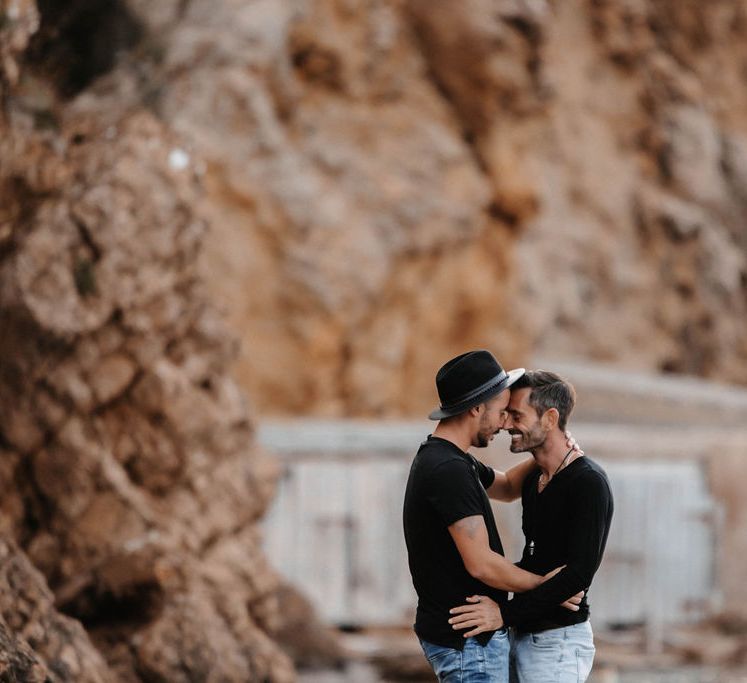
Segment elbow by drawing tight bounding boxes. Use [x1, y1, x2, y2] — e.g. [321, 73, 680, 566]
[464, 559, 490, 584]
[562, 563, 593, 589]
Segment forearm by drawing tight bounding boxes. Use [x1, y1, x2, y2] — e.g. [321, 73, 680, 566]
[450, 516, 544, 592]
[502, 565, 587, 625]
[488, 458, 536, 501]
[470, 552, 544, 593]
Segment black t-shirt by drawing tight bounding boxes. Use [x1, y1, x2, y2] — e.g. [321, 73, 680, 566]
[501, 456, 614, 632]
[403, 435, 507, 649]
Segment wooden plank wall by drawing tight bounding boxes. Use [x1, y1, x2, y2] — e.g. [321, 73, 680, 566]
[260, 423, 720, 630]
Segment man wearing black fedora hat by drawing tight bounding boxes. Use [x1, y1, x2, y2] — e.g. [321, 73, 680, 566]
[403, 350, 582, 682]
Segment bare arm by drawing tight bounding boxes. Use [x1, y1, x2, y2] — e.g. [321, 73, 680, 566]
[448, 591, 585, 638]
[448, 515, 543, 593]
[487, 431, 582, 502]
[486, 457, 536, 502]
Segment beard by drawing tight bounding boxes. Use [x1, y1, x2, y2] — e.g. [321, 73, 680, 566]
[474, 414, 498, 448]
[475, 429, 491, 448]
[509, 422, 546, 453]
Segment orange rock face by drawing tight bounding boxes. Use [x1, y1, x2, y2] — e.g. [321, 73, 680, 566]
[3, 2, 747, 418]
[0, 1, 295, 678]
[163, 0, 746, 415]
[2, 0, 747, 677]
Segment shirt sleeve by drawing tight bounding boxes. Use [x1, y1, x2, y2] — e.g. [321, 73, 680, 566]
[426, 459, 486, 527]
[476, 459, 496, 489]
[501, 470, 613, 626]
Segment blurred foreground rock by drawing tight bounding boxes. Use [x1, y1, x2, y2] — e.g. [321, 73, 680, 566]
[270, 583, 346, 671]
[0, 1, 299, 678]
[0, 538, 109, 682]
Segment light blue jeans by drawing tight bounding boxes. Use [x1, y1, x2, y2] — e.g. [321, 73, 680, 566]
[419, 629, 510, 682]
[509, 621, 595, 683]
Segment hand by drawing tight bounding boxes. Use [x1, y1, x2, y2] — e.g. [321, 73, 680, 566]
[564, 430, 584, 456]
[560, 590, 585, 612]
[448, 595, 503, 637]
[542, 564, 566, 582]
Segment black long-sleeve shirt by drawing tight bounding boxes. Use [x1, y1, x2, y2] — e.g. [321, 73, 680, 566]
[501, 456, 614, 631]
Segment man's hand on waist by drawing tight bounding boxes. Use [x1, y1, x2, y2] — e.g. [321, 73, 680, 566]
[448, 595, 503, 638]
[540, 565, 585, 611]
[560, 590, 584, 611]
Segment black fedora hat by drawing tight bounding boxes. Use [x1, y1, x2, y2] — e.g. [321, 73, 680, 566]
[428, 350, 525, 420]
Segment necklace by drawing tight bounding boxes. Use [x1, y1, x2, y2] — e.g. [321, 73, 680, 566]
[537, 446, 575, 493]
[528, 447, 575, 557]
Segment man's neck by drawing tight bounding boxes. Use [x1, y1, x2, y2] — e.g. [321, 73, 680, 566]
[432, 422, 471, 453]
[532, 431, 570, 477]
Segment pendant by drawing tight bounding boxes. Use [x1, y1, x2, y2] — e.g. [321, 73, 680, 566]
[528, 540, 535, 556]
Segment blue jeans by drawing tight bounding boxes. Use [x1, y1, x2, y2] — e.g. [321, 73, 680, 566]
[419, 630, 510, 682]
[509, 621, 595, 683]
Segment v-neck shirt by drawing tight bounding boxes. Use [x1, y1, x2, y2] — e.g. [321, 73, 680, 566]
[501, 456, 614, 631]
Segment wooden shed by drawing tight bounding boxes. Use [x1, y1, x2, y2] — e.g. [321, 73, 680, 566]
[259, 418, 724, 635]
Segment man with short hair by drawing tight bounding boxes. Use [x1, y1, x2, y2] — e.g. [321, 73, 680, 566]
[447, 370, 614, 683]
[403, 352, 583, 682]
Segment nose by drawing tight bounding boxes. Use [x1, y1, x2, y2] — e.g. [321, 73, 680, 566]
[502, 411, 514, 429]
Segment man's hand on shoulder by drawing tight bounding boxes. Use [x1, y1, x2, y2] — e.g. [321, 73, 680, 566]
[565, 430, 584, 456]
[448, 595, 503, 638]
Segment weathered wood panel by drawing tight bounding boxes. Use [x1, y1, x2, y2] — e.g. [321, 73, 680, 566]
[262, 452, 417, 625]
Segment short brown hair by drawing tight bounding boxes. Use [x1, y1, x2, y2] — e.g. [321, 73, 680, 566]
[512, 370, 576, 431]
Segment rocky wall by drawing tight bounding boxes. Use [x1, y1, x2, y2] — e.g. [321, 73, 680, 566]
[2, 0, 747, 676]
[0, 0, 300, 678]
[125, 0, 747, 416]
[18, 0, 742, 420]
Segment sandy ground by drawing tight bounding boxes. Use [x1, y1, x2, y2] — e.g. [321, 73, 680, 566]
[296, 627, 747, 683]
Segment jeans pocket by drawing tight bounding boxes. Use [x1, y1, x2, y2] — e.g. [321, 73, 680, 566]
[420, 640, 457, 664]
[530, 630, 563, 649]
[576, 645, 595, 681]
[421, 643, 461, 681]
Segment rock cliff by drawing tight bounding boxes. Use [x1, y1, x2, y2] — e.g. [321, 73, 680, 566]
[1, 0, 296, 679]
[2, 0, 747, 678]
[13, 0, 742, 419]
[178, 0, 747, 415]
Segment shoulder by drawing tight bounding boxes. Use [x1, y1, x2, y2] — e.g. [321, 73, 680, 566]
[412, 441, 466, 480]
[574, 458, 613, 497]
[579, 457, 610, 480]
[430, 455, 474, 480]
[418, 439, 458, 460]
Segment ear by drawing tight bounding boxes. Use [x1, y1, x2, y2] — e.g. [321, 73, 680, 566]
[468, 404, 482, 418]
[541, 407, 559, 431]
